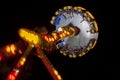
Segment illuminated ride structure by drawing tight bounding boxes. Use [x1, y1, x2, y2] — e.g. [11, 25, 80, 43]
[0, 6, 98, 80]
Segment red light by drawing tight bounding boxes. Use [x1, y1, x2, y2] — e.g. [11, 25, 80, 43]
[7, 73, 16, 80]
[7, 70, 19, 80]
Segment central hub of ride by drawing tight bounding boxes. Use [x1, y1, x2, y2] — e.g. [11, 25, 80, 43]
[50, 6, 99, 58]
[60, 26, 80, 37]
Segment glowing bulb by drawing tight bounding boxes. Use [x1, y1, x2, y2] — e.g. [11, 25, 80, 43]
[58, 27, 63, 32]
[7, 74, 15, 80]
[10, 44, 16, 55]
[63, 6, 67, 10]
[6, 46, 11, 53]
[19, 57, 26, 66]
[67, 6, 72, 9]
[57, 75, 62, 80]
[53, 69, 58, 75]
[18, 50, 22, 54]
[18, 28, 39, 45]
[0, 54, 2, 61]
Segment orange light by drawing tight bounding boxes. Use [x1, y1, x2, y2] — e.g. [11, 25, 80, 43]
[53, 68, 62, 80]
[0, 54, 2, 61]
[19, 57, 26, 66]
[5, 44, 16, 55]
[63, 30, 67, 34]
[19, 61, 24, 66]
[48, 38, 52, 42]
[10, 44, 16, 55]
[18, 50, 22, 54]
[51, 37, 54, 41]
[51, 32, 60, 41]
[44, 35, 48, 41]
[53, 69, 58, 75]
[52, 35, 58, 40]
[62, 32, 66, 37]
[6, 46, 11, 53]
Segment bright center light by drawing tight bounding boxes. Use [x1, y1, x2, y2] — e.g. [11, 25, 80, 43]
[58, 27, 63, 32]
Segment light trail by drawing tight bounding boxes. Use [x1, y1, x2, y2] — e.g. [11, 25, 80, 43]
[36, 47, 62, 80]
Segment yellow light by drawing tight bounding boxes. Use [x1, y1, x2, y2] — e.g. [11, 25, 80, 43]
[84, 13, 87, 17]
[18, 28, 39, 45]
[51, 37, 54, 41]
[79, 52, 85, 57]
[50, 20, 53, 24]
[59, 9, 62, 11]
[60, 50, 63, 54]
[63, 6, 67, 10]
[63, 52, 67, 56]
[72, 54, 77, 58]
[69, 54, 72, 58]
[87, 47, 90, 50]
[67, 6, 72, 9]
[54, 36, 58, 40]
[87, 16, 91, 21]
[77, 6, 86, 10]
[66, 31, 70, 35]
[86, 11, 95, 19]
[53, 68, 62, 80]
[74, 7, 77, 10]
[91, 40, 97, 49]
[63, 30, 67, 34]
[55, 11, 59, 15]
[94, 21, 98, 32]
[48, 38, 52, 42]
[52, 33, 58, 40]
[79, 54, 82, 57]
[51, 32, 57, 36]
[91, 29, 94, 33]
[78, 9, 82, 12]
[52, 16, 55, 20]
[59, 34, 63, 38]
[57, 75, 62, 80]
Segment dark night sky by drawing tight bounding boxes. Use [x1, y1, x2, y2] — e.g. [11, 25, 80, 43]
[0, 0, 118, 80]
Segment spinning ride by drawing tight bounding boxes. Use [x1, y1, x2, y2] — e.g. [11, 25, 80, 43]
[0, 6, 99, 80]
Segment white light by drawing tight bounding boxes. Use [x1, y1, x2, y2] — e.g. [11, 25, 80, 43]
[58, 27, 63, 32]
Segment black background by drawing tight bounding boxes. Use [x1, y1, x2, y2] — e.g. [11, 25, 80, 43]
[0, 0, 118, 80]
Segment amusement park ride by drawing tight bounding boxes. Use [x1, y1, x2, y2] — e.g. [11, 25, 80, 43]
[0, 6, 99, 80]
